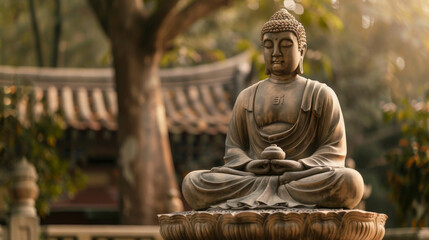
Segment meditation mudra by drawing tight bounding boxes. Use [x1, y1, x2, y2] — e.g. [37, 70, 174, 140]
[182, 9, 364, 210]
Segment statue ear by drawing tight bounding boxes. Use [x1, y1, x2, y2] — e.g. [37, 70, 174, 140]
[300, 44, 307, 57]
[296, 44, 307, 75]
[296, 58, 304, 75]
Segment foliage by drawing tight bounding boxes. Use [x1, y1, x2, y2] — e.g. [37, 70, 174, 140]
[162, 0, 429, 226]
[0, 0, 110, 67]
[1, 0, 429, 226]
[384, 96, 429, 228]
[160, 0, 429, 155]
[0, 85, 87, 217]
[160, 0, 343, 68]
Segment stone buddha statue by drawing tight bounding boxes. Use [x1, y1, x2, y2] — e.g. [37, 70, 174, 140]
[182, 9, 364, 211]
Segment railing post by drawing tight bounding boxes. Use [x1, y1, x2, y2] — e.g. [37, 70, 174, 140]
[8, 158, 39, 240]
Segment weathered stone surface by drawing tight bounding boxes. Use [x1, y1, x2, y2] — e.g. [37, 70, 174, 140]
[181, 9, 365, 212]
[158, 209, 387, 240]
[168, 8, 387, 240]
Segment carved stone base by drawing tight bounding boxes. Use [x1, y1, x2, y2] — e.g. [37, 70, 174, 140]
[158, 209, 387, 240]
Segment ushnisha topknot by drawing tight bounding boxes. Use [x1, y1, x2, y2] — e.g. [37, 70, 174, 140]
[261, 8, 307, 51]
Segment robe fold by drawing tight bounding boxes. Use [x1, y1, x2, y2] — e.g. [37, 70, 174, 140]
[182, 79, 364, 210]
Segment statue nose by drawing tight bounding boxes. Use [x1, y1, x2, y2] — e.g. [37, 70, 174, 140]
[272, 46, 282, 57]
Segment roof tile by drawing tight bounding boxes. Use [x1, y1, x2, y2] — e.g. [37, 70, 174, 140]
[0, 52, 251, 135]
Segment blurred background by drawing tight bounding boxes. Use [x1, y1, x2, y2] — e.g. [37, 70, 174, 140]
[0, 0, 429, 234]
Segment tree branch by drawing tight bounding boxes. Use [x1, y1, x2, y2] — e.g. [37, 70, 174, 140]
[88, 0, 146, 39]
[143, 0, 180, 49]
[148, 0, 180, 27]
[51, 0, 62, 67]
[28, 0, 44, 67]
[87, 0, 113, 37]
[162, 0, 232, 45]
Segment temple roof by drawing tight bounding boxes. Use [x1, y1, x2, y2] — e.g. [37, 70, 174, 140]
[0, 52, 251, 135]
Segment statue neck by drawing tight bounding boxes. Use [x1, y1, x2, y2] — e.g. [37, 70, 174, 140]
[269, 74, 299, 84]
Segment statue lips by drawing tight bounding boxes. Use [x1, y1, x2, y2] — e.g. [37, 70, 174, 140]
[272, 58, 285, 72]
[272, 64, 284, 72]
[272, 58, 283, 64]
[181, 9, 366, 212]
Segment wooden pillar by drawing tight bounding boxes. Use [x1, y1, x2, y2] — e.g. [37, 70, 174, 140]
[8, 158, 39, 240]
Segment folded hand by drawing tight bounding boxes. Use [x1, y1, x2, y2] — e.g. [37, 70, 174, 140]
[245, 159, 270, 175]
[271, 159, 305, 175]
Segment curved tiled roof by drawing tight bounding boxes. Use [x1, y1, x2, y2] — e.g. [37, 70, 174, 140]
[0, 52, 251, 135]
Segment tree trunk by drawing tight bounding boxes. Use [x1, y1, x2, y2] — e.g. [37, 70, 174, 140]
[111, 35, 183, 224]
[87, 0, 231, 225]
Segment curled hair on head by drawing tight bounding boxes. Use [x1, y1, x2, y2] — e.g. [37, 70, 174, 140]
[261, 8, 307, 51]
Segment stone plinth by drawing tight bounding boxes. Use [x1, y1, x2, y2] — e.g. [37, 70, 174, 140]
[158, 209, 387, 240]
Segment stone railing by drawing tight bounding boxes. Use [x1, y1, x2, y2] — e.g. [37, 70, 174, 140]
[41, 225, 162, 240]
[2, 156, 425, 240]
[1, 158, 162, 240]
[0, 224, 162, 240]
[384, 228, 429, 240]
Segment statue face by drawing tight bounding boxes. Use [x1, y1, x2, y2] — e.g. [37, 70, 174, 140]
[263, 31, 304, 78]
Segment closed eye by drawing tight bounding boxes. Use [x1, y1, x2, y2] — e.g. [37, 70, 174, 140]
[280, 39, 293, 48]
[263, 40, 273, 49]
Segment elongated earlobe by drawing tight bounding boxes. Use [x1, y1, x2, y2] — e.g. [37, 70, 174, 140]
[296, 58, 304, 74]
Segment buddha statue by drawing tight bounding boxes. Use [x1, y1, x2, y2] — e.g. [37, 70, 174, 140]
[182, 9, 364, 210]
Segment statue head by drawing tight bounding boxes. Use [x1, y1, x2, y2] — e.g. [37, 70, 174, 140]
[261, 9, 307, 76]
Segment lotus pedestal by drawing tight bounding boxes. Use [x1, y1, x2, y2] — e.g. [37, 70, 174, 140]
[158, 208, 387, 240]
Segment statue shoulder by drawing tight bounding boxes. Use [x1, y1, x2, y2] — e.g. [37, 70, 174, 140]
[239, 80, 263, 97]
[306, 79, 339, 101]
[305, 79, 341, 115]
[234, 80, 264, 111]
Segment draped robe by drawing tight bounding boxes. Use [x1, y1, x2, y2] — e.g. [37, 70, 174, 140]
[182, 79, 364, 210]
